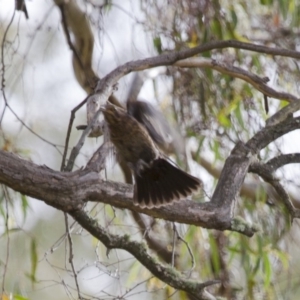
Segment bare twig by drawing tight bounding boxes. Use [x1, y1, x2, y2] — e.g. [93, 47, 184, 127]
[60, 96, 88, 299]
[174, 227, 196, 277]
[64, 213, 82, 300]
[58, 4, 85, 71]
[172, 223, 177, 268]
[1, 186, 10, 297]
[0, 6, 15, 97]
[64, 96, 104, 172]
[61, 96, 89, 172]
[1, 10, 65, 153]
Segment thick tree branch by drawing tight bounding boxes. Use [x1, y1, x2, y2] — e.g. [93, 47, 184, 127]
[209, 141, 253, 210]
[1, 116, 299, 238]
[0, 150, 256, 236]
[192, 152, 300, 209]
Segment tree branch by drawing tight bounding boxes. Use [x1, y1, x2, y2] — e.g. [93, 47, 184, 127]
[0, 150, 256, 236]
[1, 116, 299, 238]
[249, 162, 300, 219]
[94, 40, 300, 98]
[266, 153, 300, 171]
[69, 209, 220, 300]
[192, 152, 300, 209]
[246, 116, 300, 152]
[175, 58, 299, 103]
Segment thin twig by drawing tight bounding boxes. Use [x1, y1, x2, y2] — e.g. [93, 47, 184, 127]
[174, 227, 196, 278]
[1, 186, 10, 296]
[121, 276, 154, 298]
[6, 103, 65, 150]
[0, 6, 15, 97]
[64, 213, 82, 300]
[0, 8, 15, 146]
[61, 96, 88, 171]
[171, 223, 177, 268]
[61, 114, 83, 299]
[59, 4, 85, 71]
[1, 11, 65, 152]
[64, 94, 109, 172]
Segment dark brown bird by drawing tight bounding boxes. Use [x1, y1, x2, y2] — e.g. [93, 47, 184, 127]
[102, 102, 202, 208]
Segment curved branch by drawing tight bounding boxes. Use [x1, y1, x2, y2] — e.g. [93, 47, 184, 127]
[266, 153, 300, 171]
[70, 209, 220, 300]
[95, 39, 300, 97]
[249, 162, 300, 219]
[175, 58, 299, 103]
[192, 152, 300, 209]
[266, 101, 300, 126]
[246, 116, 300, 153]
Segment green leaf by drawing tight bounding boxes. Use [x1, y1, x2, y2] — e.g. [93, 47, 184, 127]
[278, 0, 288, 18]
[234, 101, 245, 130]
[279, 100, 289, 108]
[14, 295, 30, 300]
[230, 9, 238, 29]
[272, 249, 289, 270]
[211, 19, 223, 39]
[209, 234, 221, 273]
[260, 0, 273, 5]
[153, 37, 162, 54]
[21, 194, 29, 220]
[252, 257, 261, 276]
[262, 252, 272, 289]
[217, 114, 231, 127]
[29, 239, 38, 285]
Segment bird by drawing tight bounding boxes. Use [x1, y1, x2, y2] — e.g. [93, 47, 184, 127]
[101, 102, 202, 208]
[127, 99, 184, 155]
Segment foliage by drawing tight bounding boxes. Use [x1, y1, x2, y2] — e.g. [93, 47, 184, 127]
[0, 0, 300, 300]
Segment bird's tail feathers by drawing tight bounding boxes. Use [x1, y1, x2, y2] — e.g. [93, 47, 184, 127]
[134, 158, 202, 208]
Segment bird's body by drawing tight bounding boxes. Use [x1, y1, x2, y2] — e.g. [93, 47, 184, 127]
[103, 103, 158, 168]
[102, 103, 202, 208]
